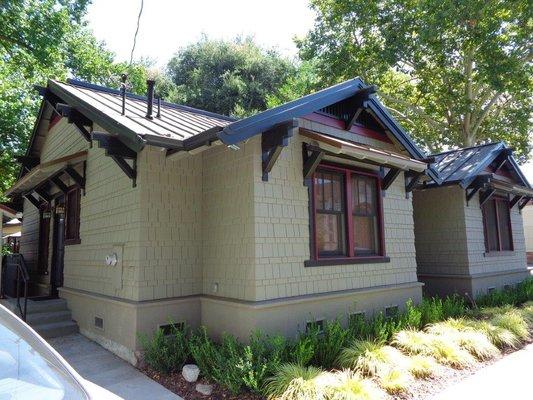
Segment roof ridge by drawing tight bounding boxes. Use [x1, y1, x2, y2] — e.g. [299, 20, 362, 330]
[65, 79, 237, 122]
[431, 141, 504, 157]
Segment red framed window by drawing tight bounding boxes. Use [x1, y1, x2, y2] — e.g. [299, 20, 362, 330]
[481, 196, 513, 252]
[312, 164, 385, 261]
[65, 186, 81, 245]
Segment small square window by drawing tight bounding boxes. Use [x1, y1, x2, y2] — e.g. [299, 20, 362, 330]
[487, 287, 496, 294]
[159, 321, 185, 336]
[306, 320, 324, 334]
[385, 305, 399, 318]
[348, 311, 366, 325]
[94, 316, 104, 330]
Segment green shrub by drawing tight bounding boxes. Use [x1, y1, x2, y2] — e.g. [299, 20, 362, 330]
[309, 320, 350, 369]
[138, 323, 189, 374]
[238, 332, 289, 393]
[418, 295, 467, 326]
[290, 334, 316, 367]
[476, 278, 533, 308]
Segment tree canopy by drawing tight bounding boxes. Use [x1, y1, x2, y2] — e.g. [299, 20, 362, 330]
[299, 0, 532, 158]
[166, 37, 295, 117]
[0, 0, 150, 199]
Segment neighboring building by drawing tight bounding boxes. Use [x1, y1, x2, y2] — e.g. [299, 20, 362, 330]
[0, 204, 21, 252]
[524, 200, 533, 264]
[413, 144, 533, 297]
[6, 78, 436, 364]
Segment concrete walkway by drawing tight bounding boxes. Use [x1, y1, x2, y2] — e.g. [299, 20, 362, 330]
[48, 334, 182, 400]
[432, 343, 533, 400]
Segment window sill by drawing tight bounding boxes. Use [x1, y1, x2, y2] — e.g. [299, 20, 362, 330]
[65, 238, 81, 246]
[484, 251, 514, 257]
[305, 256, 390, 267]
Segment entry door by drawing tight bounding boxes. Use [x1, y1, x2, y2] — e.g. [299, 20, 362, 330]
[50, 196, 65, 297]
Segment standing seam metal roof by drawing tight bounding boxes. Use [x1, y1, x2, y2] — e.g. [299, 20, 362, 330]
[430, 142, 531, 188]
[52, 79, 235, 144]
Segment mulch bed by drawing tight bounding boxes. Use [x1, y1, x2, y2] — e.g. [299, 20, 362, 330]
[141, 367, 264, 400]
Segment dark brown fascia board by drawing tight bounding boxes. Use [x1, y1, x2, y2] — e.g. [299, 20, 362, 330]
[48, 80, 146, 153]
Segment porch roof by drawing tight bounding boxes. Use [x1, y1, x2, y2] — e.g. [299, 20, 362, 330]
[299, 130, 427, 172]
[5, 151, 87, 197]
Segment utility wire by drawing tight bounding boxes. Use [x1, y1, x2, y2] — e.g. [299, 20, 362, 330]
[129, 0, 144, 65]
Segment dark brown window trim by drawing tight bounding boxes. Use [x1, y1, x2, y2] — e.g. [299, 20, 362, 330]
[64, 238, 81, 246]
[309, 162, 386, 262]
[305, 256, 390, 267]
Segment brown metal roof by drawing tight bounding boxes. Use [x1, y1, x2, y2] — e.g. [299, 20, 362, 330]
[50, 79, 235, 146]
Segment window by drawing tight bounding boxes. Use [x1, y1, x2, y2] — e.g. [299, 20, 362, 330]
[64, 186, 81, 245]
[312, 165, 384, 261]
[481, 196, 513, 252]
[306, 320, 324, 334]
[385, 305, 399, 318]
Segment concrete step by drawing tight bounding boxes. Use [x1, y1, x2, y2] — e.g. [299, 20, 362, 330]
[1, 298, 68, 314]
[34, 320, 79, 338]
[24, 298, 69, 314]
[26, 310, 72, 325]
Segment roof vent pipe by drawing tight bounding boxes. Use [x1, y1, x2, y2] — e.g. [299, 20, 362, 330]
[156, 96, 161, 118]
[146, 79, 155, 119]
[120, 74, 128, 115]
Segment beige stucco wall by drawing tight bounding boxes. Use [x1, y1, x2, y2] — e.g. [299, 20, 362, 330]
[413, 185, 528, 297]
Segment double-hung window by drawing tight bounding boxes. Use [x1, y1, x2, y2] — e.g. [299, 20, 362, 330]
[312, 164, 384, 262]
[482, 196, 513, 252]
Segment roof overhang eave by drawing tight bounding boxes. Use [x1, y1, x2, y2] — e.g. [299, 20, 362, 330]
[48, 80, 146, 153]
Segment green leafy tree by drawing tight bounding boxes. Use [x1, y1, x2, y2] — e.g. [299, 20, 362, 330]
[299, 0, 533, 157]
[166, 36, 295, 117]
[0, 1, 153, 199]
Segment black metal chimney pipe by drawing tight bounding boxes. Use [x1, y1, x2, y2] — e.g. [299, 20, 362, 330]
[146, 79, 155, 119]
[156, 97, 161, 118]
[120, 74, 128, 115]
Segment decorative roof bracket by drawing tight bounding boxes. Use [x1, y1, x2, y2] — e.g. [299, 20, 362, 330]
[92, 132, 137, 187]
[24, 193, 42, 209]
[56, 103, 93, 144]
[479, 188, 496, 207]
[261, 119, 297, 182]
[302, 143, 324, 181]
[518, 197, 531, 211]
[382, 168, 401, 191]
[404, 171, 423, 198]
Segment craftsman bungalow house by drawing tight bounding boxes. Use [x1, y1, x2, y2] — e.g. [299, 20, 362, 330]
[413, 144, 533, 297]
[4, 77, 440, 363]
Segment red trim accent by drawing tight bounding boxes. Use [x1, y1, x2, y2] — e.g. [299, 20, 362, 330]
[48, 112, 62, 131]
[311, 162, 385, 261]
[303, 113, 393, 144]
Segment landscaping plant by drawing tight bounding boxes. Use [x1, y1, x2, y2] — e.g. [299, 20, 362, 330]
[140, 278, 533, 398]
[138, 322, 189, 374]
